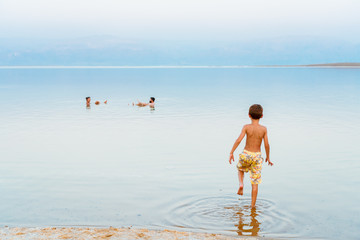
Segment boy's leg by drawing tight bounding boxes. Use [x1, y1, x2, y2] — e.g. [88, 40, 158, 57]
[249, 155, 262, 207]
[237, 170, 244, 195]
[251, 184, 258, 208]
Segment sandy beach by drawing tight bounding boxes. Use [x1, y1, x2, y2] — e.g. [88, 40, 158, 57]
[0, 227, 260, 240]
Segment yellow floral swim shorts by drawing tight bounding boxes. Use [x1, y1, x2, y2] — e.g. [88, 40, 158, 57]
[237, 149, 263, 184]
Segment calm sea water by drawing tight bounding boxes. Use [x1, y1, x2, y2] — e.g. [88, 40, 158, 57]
[0, 68, 359, 239]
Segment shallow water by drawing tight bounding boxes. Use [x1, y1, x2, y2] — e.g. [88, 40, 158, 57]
[0, 68, 359, 239]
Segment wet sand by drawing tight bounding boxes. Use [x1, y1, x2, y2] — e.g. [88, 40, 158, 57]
[0, 227, 257, 240]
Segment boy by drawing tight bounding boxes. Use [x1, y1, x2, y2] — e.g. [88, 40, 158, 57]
[133, 97, 155, 108]
[229, 104, 273, 208]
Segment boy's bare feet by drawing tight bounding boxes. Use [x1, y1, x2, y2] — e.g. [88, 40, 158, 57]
[237, 185, 244, 195]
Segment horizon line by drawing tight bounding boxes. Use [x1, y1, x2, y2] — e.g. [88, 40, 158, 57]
[0, 65, 360, 69]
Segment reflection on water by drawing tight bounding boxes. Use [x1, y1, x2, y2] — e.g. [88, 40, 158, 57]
[233, 206, 260, 236]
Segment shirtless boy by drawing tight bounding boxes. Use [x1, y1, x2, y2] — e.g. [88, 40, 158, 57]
[133, 97, 155, 108]
[229, 104, 273, 208]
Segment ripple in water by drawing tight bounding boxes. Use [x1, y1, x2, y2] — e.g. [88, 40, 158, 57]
[159, 194, 295, 238]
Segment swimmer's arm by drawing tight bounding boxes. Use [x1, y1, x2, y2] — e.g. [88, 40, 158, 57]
[229, 126, 246, 164]
[263, 128, 273, 166]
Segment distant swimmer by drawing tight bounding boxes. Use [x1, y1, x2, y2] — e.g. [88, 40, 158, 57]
[86, 97, 107, 108]
[86, 97, 91, 108]
[133, 97, 155, 108]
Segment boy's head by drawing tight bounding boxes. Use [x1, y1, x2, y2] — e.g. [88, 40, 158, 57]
[249, 104, 263, 119]
[149, 97, 155, 103]
[86, 97, 91, 103]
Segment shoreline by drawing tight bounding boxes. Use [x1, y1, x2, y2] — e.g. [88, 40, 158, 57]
[0, 226, 262, 240]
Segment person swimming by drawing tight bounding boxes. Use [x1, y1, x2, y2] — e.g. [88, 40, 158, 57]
[133, 97, 155, 108]
[86, 97, 107, 108]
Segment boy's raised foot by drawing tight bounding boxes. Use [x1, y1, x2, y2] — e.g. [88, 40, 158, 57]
[237, 185, 243, 195]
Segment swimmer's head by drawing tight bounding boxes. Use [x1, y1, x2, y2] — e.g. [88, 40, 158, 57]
[86, 97, 91, 103]
[95, 101, 100, 105]
[249, 104, 263, 119]
[149, 97, 155, 103]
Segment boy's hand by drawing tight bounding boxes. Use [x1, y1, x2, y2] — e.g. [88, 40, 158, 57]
[265, 157, 273, 166]
[229, 153, 234, 164]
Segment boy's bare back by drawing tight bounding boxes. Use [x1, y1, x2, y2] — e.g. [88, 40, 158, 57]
[243, 123, 267, 153]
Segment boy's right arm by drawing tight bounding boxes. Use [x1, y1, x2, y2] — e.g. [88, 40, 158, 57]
[263, 128, 273, 166]
[229, 126, 246, 164]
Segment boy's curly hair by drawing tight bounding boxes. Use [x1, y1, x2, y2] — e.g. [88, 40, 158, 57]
[249, 104, 263, 119]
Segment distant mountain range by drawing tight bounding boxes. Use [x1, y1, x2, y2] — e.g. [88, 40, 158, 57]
[0, 35, 359, 66]
[305, 62, 360, 67]
[257, 62, 360, 67]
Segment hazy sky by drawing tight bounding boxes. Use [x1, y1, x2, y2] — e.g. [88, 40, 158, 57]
[1, 0, 359, 41]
